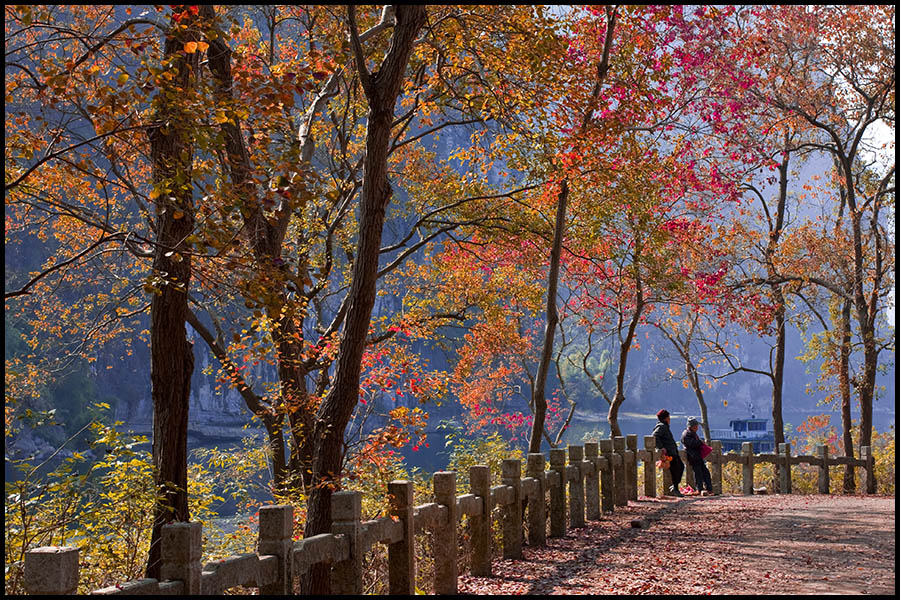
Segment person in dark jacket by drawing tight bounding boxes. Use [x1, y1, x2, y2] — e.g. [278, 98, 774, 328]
[652, 409, 685, 497]
[682, 417, 713, 495]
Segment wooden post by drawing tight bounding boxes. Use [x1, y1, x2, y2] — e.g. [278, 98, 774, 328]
[584, 443, 601, 519]
[598, 440, 615, 512]
[779, 443, 792, 494]
[258, 505, 294, 595]
[24, 547, 79, 595]
[469, 465, 491, 577]
[526, 454, 548, 546]
[501, 459, 523, 559]
[710, 441, 723, 495]
[433, 471, 458, 594]
[388, 481, 415, 594]
[625, 435, 639, 501]
[861, 446, 875, 494]
[741, 442, 754, 496]
[642, 436, 657, 498]
[160, 522, 202, 594]
[549, 448, 567, 536]
[612, 437, 627, 507]
[816, 445, 829, 495]
[332, 491, 363, 595]
[567, 446, 585, 528]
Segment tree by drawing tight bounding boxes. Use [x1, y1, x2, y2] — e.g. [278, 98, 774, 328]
[144, 6, 202, 578]
[527, 6, 617, 453]
[747, 5, 894, 490]
[4, 5, 209, 579]
[298, 5, 426, 594]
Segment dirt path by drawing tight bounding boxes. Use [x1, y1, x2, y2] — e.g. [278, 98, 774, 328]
[457, 494, 895, 595]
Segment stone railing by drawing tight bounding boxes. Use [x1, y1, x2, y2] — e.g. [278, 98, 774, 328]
[23, 436, 875, 595]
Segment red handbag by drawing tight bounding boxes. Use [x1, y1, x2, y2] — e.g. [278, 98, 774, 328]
[700, 442, 713, 459]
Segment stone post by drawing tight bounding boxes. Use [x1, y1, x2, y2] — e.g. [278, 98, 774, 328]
[160, 522, 202, 594]
[861, 446, 875, 494]
[816, 445, 829, 495]
[642, 436, 657, 498]
[501, 459, 523, 559]
[549, 448, 567, 536]
[388, 481, 415, 594]
[779, 443, 792, 494]
[598, 440, 615, 512]
[567, 446, 585, 528]
[710, 441, 723, 495]
[332, 491, 363, 595]
[24, 547, 79, 595]
[626, 435, 639, 501]
[258, 505, 294, 595]
[741, 442, 754, 496]
[612, 437, 627, 507]
[469, 465, 491, 577]
[433, 471, 458, 594]
[683, 450, 695, 490]
[526, 454, 547, 546]
[584, 443, 601, 519]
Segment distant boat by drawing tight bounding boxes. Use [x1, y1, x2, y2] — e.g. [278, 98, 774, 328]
[709, 416, 776, 453]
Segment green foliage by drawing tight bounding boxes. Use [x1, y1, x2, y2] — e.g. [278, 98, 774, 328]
[4, 417, 268, 594]
[718, 420, 895, 496]
[442, 421, 524, 490]
[872, 425, 895, 495]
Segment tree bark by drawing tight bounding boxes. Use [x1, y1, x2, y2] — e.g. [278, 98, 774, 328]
[200, 5, 317, 492]
[301, 6, 426, 595]
[607, 287, 644, 439]
[771, 293, 787, 490]
[529, 6, 617, 451]
[529, 181, 567, 453]
[765, 142, 790, 491]
[145, 11, 200, 579]
[838, 298, 856, 493]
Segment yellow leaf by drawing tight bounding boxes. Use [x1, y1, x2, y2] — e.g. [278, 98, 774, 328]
[173, 210, 185, 219]
[184, 41, 198, 54]
[196, 41, 209, 53]
[117, 72, 129, 85]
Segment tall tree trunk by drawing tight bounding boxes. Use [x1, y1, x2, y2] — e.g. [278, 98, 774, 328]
[302, 6, 426, 595]
[529, 181, 567, 453]
[838, 298, 856, 493]
[200, 4, 317, 492]
[607, 290, 643, 439]
[840, 155, 877, 493]
[766, 140, 790, 492]
[529, 6, 617, 451]
[145, 11, 200, 579]
[771, 293, 787, 490]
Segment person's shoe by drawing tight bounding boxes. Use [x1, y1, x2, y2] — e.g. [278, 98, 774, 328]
[669, 486, 684, 497]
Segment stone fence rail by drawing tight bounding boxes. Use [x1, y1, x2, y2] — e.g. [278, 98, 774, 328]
[24, 436, 876, 595]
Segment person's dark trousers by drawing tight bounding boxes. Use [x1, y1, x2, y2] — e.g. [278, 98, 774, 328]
[691, 460, 712, 491]
[670, 454, 685, 489]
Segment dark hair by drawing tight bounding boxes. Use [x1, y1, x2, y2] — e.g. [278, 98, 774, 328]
[657, 409, 670, 422]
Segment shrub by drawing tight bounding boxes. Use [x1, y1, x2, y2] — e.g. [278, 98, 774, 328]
[4, 418, 263, 594]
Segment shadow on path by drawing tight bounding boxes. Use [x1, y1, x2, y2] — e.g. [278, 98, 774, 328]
[458, 495, 895, 595]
